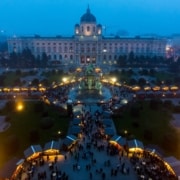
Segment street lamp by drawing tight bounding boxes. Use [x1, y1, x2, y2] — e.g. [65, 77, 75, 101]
[16, 101, 24, 111]
[62, 77, 67, 84]
[112, 77, 117, 94]
[112, 77, 117, 84]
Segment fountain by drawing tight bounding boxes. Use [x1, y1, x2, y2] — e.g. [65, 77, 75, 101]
[68, 64, 112, 103]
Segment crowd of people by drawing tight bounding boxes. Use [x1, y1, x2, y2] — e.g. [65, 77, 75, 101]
[11, 78, 179, 180]
[130, 151, 177, 180]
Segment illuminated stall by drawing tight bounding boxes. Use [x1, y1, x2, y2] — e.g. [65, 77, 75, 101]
[152, 85, 160, 91]
[161, 85, 169, 91]
[24, 145, 42, 161]
[109, 135, 126, 150]
[144, 86, 151, 91]
[127, 139, 144, 156]
[170, 85, 179, 91]
[164, 156, 180, 178]
[131, 85, 141, 91]
[145, 148, 162, 159]
[62, 135, 78, 151]
[10, 159, 25, 179]
[70, 125, 82, 137]
[43, 140, 60, 155]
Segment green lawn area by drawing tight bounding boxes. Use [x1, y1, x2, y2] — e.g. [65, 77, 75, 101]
[155, 71, 175, 82]
[0, 101, 69, 169]
[41, 70, 68, 83]
[3, 71, 22, 86]
[113, 101, 180, 158]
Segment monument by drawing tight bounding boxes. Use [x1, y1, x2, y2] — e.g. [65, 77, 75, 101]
[79, 63, 102, 91]
[68, 64, 111, 103]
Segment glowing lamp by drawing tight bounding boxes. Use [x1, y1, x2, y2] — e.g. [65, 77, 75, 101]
[16, 102, 24, 111]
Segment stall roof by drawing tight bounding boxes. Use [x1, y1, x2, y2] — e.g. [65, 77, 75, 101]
[73, 111, 82, 117]
[145, 148, 162, 158]
[128, 139, 144, 149]
[103, 119, 112, 127]
[73, 118, 81, 125]
[102, 111, 112, 118]
[63, 134, 78, 146]
[44, 140, 60, 151]
[71, 125, 81, 135]
[164, 156, 180, 177]
[104, 127, 115, 136]
[16, 158, 25, 166]
[24, 145, 42, 159]
[110, 135, 126, 146]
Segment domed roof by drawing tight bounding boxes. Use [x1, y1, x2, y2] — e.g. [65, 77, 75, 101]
[80, 7, 96, 23]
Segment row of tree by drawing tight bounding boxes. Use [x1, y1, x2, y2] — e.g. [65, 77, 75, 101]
[116, 52, 168, 67]
[0, 48, 49, 68]
[1, 46, 180, 71]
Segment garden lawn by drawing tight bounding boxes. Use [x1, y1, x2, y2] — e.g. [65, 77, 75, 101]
[0, 101, 69, 169]
[155, 71, 175, 82]
[42, 70, 65, 83]
[3, 71, 22, 86]
[113, 101, 180, 158]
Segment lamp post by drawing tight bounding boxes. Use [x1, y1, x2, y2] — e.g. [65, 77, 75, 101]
[62, 77, 67, 84]
[102, 49, 107, 70]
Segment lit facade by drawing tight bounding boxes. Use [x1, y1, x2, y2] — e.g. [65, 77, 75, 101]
[7, 7, 167, 66]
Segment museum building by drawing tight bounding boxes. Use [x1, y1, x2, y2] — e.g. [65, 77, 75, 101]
[7, 7, 167, 66]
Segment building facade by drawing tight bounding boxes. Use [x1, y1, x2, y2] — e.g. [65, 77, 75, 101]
[7, 7, 167, 66]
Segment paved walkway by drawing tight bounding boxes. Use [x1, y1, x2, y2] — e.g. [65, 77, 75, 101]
[20, 104, 138, 180]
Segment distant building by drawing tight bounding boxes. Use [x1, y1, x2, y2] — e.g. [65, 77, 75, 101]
[170, 35, 180, 60]
[7, 7, 167, 66]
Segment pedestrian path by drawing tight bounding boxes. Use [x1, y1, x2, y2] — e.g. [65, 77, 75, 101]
[20, 104, 138, 180]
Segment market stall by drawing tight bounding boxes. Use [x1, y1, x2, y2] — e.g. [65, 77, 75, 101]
[43, 140, 60, 155]
[70, 125, 82, 137]
[164, 156, 180, 178]
[109, 135, 126, 150]
[62, 134, 78, 151]
[127, 139, 144, 156]
[24, 145, 42, 161]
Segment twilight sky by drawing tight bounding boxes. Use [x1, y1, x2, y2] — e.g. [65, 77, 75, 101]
[0, 0, 180, 37]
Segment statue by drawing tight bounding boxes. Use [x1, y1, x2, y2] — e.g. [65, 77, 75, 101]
[85, 63, 94, 75]
[78, 63, 102, 91]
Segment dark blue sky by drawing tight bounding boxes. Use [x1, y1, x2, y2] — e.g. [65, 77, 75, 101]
[0, 0, 180, 36]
